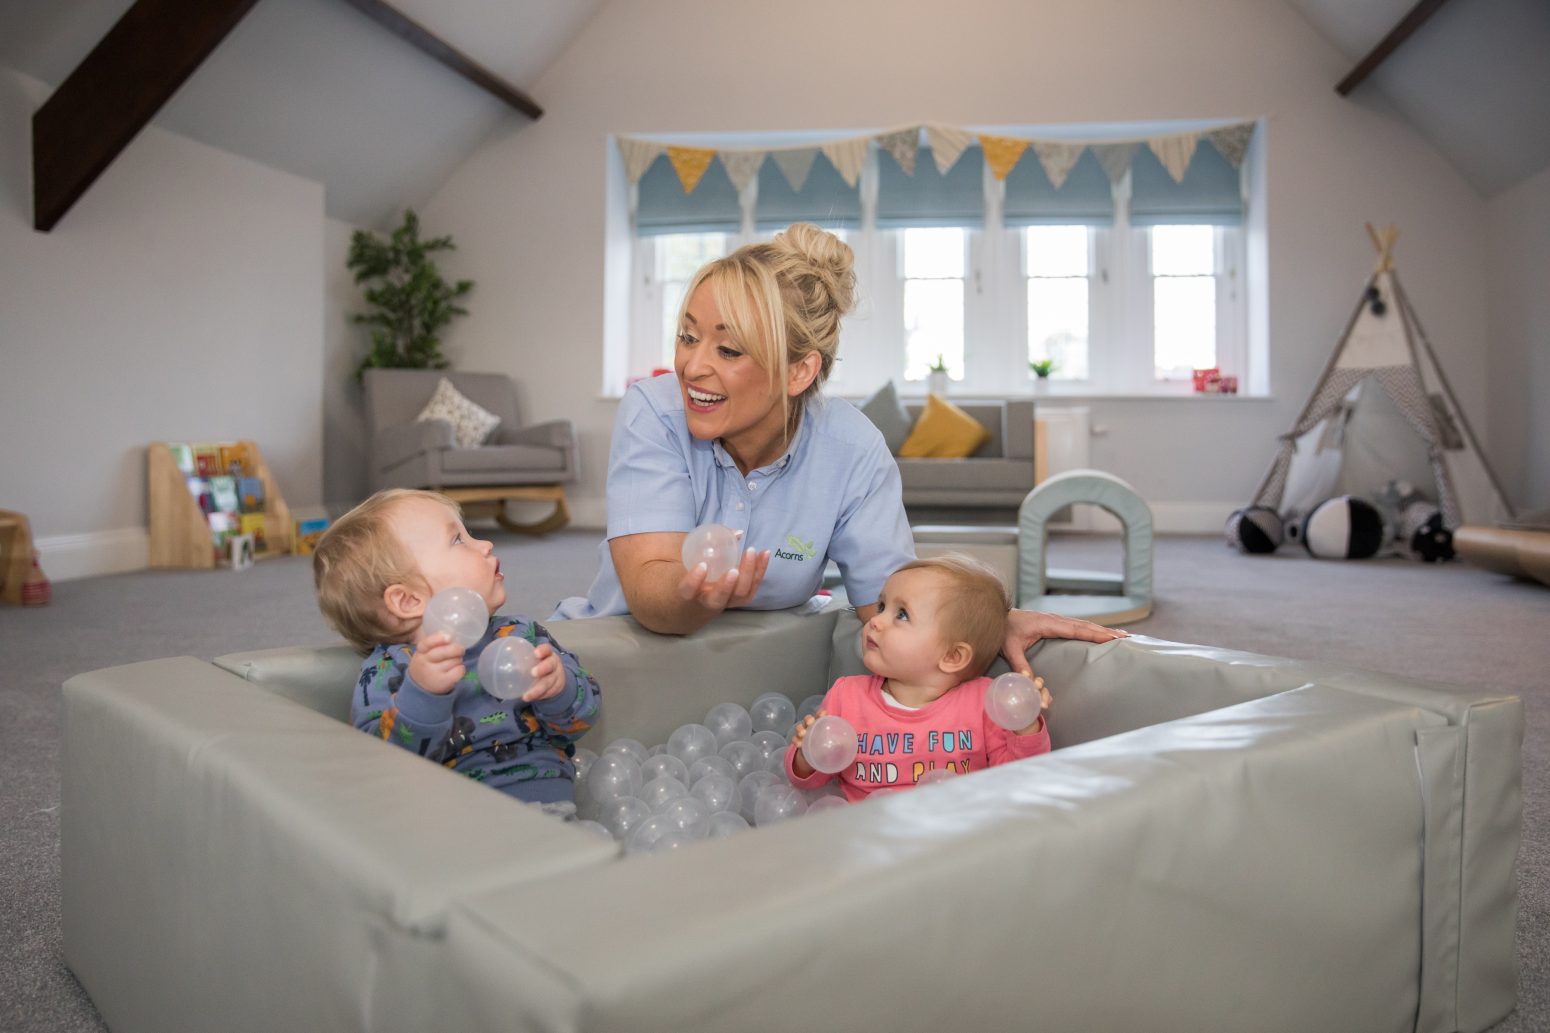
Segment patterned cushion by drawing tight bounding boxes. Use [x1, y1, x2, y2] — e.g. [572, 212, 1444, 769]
[415, 378, 501, 448]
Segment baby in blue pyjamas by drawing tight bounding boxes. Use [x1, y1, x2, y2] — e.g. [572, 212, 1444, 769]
[313, 489, 599, 811]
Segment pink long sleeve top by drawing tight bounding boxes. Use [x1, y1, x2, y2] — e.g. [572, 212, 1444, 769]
[785, 674, 1051, 802]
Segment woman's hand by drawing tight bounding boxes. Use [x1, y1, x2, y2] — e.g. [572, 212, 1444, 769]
[675, 546, 772, 614]
[520, 643, 568, 703]
[1000, 609, 1127, 679]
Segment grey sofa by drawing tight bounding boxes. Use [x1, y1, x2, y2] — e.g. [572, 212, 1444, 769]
[897, 398, 1035, 508]
[62, 607, 1521, 1033]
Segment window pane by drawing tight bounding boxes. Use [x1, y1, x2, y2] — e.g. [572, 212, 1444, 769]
[1025, 225, 1089, 277]
[904, 279, 964, 379]
[1154, 276, 1216, 379]
[1151, 225, 1214, 276]
[658, 232, 728, 281]
[1027, 278, 1089, 380]
[902, 227, 965, 279]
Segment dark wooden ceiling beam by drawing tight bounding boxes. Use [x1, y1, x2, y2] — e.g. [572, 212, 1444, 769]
[1336, 0, 1453, 96]
[31, 0, 263, 232]
[338, 0, 543, 120]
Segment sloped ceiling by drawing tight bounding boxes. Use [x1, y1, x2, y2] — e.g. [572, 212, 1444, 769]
[1287, 0, 1550, 197]
[0, 0, 601, 228]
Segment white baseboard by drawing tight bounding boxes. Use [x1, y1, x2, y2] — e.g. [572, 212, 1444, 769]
[35, 527, 150, 582]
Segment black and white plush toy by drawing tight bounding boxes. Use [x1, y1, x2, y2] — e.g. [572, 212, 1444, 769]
[1225, 506, 1285, 554]
[1399, 501, 1455, 562]
[1301, 494, 1390, 559]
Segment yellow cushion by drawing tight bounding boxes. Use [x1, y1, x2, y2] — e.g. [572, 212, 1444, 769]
[897, 394, 990, 458]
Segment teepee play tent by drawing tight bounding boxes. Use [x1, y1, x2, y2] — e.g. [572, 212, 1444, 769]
[1251, 224, 1516, 535]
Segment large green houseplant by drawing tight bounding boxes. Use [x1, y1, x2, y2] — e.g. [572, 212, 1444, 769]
[348, 209, 474, 378]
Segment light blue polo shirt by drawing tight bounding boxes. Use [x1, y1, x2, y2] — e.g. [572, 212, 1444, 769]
[554, 373, 913, 619]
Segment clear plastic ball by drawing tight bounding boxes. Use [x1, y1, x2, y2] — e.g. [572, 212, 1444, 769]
[586, 752, 642, 803]
[641, 774, 689, 811]
[574, 820, 615, 842]
[640, 754, 690, 786]
[801, 714, 859, 774]
[681, 523, 740, 580]
[751, 729, 788, 761]
[719, 740, 763, 779]
[985, 672, 1044, 731]
[805, 794, 849, 814]
[796, 694, 826, 722]
[688, 755, 737, 784]
[750, 693, 797, 735]
[648, 743, 668, 757]
[703, 703, 753, 747]
[656, 796, 710, 839]
[667, 724, 719, 768]
[599, 796, 651, 841]
[753, 783, 808, 826]
[476, 635, 538, 700]
[736, 770, 782, 821]
[707, 811, 750, 838]
[420, 586, 488, 649]
[689, 771, 738, 815]
[625, 814, 675, 854]
[763, 750, 790, 774]
[570, 747, 599, 782]
[916, 767, 958, 786]
[602, 738, 650, 766]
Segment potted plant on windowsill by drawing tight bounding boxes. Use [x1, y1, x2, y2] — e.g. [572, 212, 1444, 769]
[1029, 358, 1057, 393]
[927, 355, 950, 396]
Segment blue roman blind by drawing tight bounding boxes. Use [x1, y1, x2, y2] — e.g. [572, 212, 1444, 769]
[1002, 149, 1115, 226]
[1129, 143, 1243, 226]
[754, 154, 861, 231]
[875, 146, 985, 229]
[635, 153, 742, 236]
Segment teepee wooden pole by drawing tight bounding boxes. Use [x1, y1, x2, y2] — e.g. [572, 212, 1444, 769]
[1365, 222, 1399, 273]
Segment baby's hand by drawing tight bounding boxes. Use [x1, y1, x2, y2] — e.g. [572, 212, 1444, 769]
[788, 712, 821, 777]
[520, 643, 568, 703]
[407, 632, 466, 695]
[1013, 676, 1050, 736]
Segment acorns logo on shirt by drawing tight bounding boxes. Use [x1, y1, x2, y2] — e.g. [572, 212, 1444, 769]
[774, 534, 817, 561]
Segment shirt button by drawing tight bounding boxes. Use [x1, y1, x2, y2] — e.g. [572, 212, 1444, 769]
[748, 482, 757, 490]
[736, 502, 745, 511]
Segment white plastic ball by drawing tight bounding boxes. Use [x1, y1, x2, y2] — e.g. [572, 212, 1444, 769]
[641, 774, 689, 811]
[796, 694, 826, 722]
[688, 755, 737, 785]
[599, 796, 651, 841]
[602, 738, 650, 766]
[420, 586, 488, 649]
[586, 752, 642, 803]
[656, 796, 711, 839]
[707, 811, 750, 838]
[719, 740, 764, 779]
[749, 693, 797, 735]
[703, 703, 753, 747]
[681, 523, 740, 580]
[801, 715, 859, 774]
[689, 771, 738, 815]
[753, 783, 808, 826]
[985, 672, 1044, 731]
[476, 635, 538, 700]
[667, 723, 719, 767]
[640, 754, 690, 786]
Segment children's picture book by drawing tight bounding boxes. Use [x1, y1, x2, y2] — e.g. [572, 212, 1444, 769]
[168, 443, 196, 476]
[292, 516, 331, 556]
[220, 442, 253, 478]
[193, 444, 223, 478]
[238, 476, 266, 513]
[185, 476, 214, 514]
[228, 533, 256, 571]
[207, 512, 238, 549]
[208, 476, 240, 513]
[240, 513, 268, 551]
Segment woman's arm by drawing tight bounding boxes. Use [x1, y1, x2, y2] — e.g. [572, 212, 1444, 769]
[611, 532, 771, 635]
[1000, 608, 1126, 678]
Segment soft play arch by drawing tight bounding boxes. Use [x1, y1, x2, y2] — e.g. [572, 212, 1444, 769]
[1018, 468, 1154, 624]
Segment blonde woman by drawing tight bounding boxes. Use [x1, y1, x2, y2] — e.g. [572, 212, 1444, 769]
[556, 224, 1119, 669]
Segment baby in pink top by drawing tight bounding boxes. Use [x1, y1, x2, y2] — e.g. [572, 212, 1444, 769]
[786, 554, 1051, 801]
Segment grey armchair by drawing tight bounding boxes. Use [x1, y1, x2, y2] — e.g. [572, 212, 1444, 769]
[364, 369, 577, 534]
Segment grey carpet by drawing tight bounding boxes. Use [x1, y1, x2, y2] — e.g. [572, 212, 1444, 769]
[1, 531, 1545, 1032]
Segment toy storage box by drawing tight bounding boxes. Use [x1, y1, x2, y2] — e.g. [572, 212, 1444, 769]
[61, 607, 1521, 1033]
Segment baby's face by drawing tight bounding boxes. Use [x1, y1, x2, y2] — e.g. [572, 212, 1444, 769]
[861, 568, 952, 683]
[387, 497, 507, 615]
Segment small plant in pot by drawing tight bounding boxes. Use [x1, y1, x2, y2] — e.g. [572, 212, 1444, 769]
[927, 355, 950, 395]
[348, 209, 474, 378]
[1029, 358, 1058, 379]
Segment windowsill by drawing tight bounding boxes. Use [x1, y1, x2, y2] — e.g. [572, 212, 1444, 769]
[597, 387, 1274, 403]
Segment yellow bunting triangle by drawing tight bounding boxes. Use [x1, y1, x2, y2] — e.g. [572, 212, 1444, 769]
[667, 146, 717, 193]
[978, 135, 1030, 181]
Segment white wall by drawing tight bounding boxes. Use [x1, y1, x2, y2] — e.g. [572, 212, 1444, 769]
[0, 66, 325, 579]
[323, 215, 370, 510]
[418, 0, 1494, 532]
[1485, 163, 1550, 515]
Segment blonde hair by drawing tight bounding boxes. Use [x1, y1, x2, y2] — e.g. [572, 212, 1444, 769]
[312, 489, 459, 654]
[894, 554, 1011, 679]
[679, 222, 857, 437]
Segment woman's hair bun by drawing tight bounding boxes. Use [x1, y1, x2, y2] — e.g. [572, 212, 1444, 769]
[777, 222, 857, 317]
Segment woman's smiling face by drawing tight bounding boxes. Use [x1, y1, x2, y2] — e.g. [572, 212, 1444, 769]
[674, 279, 785, 461]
